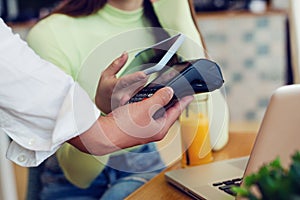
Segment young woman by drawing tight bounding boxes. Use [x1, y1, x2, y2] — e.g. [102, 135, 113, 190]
[27, 0, 227, 199]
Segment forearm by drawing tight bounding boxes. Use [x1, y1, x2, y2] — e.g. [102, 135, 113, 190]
[153, 0, 198, 38]
[68, 120, 119, 155]
[69, 87, 193, 156]
[153, 0, 206, 59]
[68, 114, 148, 156]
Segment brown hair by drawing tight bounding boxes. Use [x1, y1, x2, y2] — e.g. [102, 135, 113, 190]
[188, 0, 208, 57]
[52, 0, 107, 17]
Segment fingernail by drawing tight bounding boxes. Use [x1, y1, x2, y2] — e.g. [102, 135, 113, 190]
[138, 73, 147, 80]
[121, 51, 127, 58]
[114, 59, 119, 66]
[166, 87, 174, 97]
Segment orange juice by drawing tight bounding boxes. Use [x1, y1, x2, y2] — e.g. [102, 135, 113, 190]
[180, 111, 213, 167]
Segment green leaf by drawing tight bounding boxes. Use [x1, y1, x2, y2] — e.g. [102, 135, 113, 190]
[233, 151, 300, 199]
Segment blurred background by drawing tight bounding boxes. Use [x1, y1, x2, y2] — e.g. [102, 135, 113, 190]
[0, 0, 60, 22]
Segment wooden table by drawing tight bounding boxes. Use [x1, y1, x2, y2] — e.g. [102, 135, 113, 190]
[126, 132, 257, 200]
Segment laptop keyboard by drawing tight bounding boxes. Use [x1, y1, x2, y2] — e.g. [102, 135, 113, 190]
[212, 177, 242, 196]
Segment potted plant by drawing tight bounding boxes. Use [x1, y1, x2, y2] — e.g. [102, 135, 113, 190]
[232, 151, 300, 200]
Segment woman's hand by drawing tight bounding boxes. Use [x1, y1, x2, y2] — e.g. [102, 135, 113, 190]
[95, 52, 148, 114]
[69, 87, 194, 155]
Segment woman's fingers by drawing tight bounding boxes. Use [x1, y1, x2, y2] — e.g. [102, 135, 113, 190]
[103, 52, 128, 77]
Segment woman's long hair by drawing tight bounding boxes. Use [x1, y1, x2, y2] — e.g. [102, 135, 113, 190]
[188, 0, 207, 57]
[52, 0, 107, 17]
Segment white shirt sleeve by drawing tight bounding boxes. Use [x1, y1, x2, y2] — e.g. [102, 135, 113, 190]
[0, 18, 100, 167]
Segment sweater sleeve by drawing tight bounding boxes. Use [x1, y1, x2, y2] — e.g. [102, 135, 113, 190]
[152, 0, 206, 59]
[26, 19, 74, 76]
[27, 17, 109, 188]
[56, 144, 108, 188]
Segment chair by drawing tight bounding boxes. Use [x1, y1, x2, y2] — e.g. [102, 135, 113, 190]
[0, 131, 18, 200]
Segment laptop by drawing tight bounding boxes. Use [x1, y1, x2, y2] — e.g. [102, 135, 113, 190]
[165, 84, 300, 200]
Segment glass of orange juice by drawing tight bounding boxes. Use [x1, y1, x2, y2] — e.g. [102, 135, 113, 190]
[180, 94, 213, 167]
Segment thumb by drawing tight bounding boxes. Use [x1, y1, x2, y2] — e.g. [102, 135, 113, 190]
[143, 87, 174, 109]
